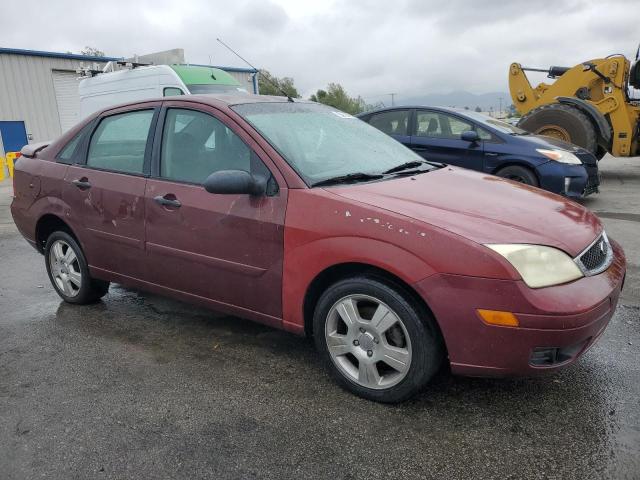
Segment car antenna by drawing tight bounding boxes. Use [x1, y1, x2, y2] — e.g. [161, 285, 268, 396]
[216, 38, 294, 102]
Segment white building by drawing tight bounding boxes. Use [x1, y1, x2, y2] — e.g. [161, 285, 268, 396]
[0, 47, 258, 156]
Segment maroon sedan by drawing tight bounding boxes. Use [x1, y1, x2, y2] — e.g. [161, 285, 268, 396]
[11, 95, 626, 403]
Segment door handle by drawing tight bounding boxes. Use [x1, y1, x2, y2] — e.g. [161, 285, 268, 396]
[72, 178, 91, 190]
[154, 195, 181, 208]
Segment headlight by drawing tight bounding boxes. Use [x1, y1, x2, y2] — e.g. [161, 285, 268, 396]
[536, 149, 582, 165]
[486, 244, 583, 288]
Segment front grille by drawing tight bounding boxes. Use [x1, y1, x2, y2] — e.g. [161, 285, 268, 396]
[576, 232, 613, 275]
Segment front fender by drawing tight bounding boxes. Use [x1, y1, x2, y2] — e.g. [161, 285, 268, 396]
[281, 236, 436, 334]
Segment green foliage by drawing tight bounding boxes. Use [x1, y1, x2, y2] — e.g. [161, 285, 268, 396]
[474, 106, 482, 112]
[309, 83, 374, 115]
[80, 46, 105, 57]
[258, 70, 301, 98]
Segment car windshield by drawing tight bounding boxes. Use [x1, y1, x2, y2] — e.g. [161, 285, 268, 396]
[231, 102, 433, 185]
[187, 84, 247, 94]
[459, 110, 528, 135]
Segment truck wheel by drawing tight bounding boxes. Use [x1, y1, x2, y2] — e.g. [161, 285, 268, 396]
[518, 103, 598, 155]
[313, 276, 443, 403]
[44, 231, 110, 304]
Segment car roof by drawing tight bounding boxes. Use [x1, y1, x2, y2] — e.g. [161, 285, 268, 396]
[97, 93, 314, 117]
[357, 105, 471, 117]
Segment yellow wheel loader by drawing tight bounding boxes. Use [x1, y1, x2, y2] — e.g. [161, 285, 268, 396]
[509, 46, 640, 158]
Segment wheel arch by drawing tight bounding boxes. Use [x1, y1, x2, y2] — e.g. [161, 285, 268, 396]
[492, 161, 541, 184]
[302, 262, 445, 350]
[35, 214, 79, 254]
[555, 97, 612, 146]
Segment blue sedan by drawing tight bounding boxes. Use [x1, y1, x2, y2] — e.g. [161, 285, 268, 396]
[357, 106, 599, 198]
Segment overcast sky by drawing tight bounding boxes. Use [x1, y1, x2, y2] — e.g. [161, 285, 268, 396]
[2, 0, 638, 101]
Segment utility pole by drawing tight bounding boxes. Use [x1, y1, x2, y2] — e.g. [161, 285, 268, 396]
[389, 93, 396, 106]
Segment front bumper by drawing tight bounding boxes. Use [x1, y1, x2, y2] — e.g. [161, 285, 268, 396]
[536, 161, 599, 198]
[414, 240, 626, 377]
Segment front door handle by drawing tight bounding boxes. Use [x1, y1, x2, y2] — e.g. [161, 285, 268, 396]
[72, 178, 91, 190]
[154, 195, 181, 208]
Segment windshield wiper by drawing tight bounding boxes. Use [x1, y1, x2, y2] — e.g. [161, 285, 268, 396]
[383, 161, 426, 174]
[312, 172, 384, 187]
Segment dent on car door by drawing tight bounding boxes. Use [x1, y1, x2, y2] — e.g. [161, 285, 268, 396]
[144, 105, 287, 321]
[62, 105, 159, 279]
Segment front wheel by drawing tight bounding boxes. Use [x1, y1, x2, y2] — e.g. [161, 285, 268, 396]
[496, 165, 539, 187]
[44, 231, 109, 304]
[313, 277, 443, 403]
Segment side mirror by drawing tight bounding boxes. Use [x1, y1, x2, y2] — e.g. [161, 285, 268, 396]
[461, 130, 479, 142]
[203, 170, 267, 196]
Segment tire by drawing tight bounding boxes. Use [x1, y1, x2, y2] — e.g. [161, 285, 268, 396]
[518, 103, 598, 155]
[44, 231, 109, 304]
[313, 276, 443, 403]
[496, 165, 539, 187]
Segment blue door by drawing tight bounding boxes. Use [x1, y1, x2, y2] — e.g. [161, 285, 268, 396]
[0, 121, 28, 154]
[410, 110, 484, 171]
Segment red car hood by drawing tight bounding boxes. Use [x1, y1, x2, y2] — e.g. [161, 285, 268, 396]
[327, 167, 601, 257]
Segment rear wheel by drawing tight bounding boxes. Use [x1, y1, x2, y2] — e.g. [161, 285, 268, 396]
[496, 165, 539, 186]
[44, 231, 109, 304]
[313, 277, 443, 403]
[518, 103, 598, 155]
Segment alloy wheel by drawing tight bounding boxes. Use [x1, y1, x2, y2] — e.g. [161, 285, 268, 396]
[49, 239, 82, 297]
[324, 294, 412, 389]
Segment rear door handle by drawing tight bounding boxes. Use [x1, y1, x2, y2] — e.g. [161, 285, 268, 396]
[154, 195, 181, 208]
[72, 178, 91, 190]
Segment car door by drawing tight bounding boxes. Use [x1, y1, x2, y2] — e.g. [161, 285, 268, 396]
[62, 103, 159, 279]
[143, 102, 287, 321]
[411, 110, 485, 171]
[366, 109, 412, 147]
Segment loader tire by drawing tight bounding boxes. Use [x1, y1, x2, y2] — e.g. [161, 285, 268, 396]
[518, 103, 598, 155]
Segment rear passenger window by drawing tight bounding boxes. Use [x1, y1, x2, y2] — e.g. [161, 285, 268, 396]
[87, 110, 154, 174]
[368, 110, 410, 136]
[160, 108, 254, 184]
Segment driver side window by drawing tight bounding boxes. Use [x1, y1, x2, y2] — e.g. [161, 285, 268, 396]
[160, 108, 252, 184]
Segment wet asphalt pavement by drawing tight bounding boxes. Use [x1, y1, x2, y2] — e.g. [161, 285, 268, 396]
[1, 160, 640, 479]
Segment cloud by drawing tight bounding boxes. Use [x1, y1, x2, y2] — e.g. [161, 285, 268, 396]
[0, 0, 637, 102]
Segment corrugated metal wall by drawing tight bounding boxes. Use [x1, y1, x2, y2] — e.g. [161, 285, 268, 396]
[225, 71, 256, 93]
[0, 54, 108, 145]
[0, 53, 258, 151]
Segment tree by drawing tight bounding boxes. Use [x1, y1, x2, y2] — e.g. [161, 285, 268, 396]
[474, 106, 482, 112]
[258, 70, 300, 98]
[80, 46, 105, 57]
[309, 83, 373, 115]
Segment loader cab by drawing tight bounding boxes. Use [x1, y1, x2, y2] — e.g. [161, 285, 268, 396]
[629, 44, 640, 90]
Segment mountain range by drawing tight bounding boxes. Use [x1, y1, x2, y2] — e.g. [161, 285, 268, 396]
[393, 91, 511, 112]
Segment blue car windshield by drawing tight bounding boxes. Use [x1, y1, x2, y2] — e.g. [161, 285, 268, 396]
[232, 102, 434, 186]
